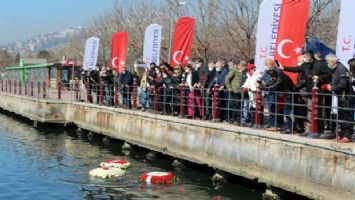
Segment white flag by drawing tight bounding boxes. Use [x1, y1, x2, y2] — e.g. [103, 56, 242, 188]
[83, 37, 100, 70]
[255, 0, 282, 70]
[336, 0, 355, 68]
[143, 24, 162, 66]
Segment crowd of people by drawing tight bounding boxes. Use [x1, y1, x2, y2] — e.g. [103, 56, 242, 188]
[81, 51, 355, 143]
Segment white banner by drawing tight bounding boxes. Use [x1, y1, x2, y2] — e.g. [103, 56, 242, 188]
[255, 0, 282, 70]
[83, 37, 100, 70]
[143, 24, 162, 66]
[336, 0, 355, 68]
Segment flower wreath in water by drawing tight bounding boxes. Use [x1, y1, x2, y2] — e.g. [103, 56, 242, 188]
[100, 159, 132, 169]
[89, 167, 126, 179]
[139, 172, 177, 184]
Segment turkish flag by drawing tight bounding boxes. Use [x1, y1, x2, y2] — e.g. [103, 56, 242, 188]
[275, 0, 310, 84]
[170, 17, 196, 67]
[111, 32, 128, 73]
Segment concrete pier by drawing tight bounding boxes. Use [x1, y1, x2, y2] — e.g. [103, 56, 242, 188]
[0, 92, 354, 200]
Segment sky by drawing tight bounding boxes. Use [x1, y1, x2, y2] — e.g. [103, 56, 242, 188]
[0, 0, 114, 44]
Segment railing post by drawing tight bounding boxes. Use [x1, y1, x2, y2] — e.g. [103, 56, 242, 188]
[57, 81, 62, 100]
[37, 81, 41, 97]
[212, 84, 220, 122]
[30, 80, 34, 96]
[114, 90, 119, 107]
[5, 80, 8, 93]
[254, 89, 263, 129]
[99, 82, 104, 105]
[1, 79, 3, 92]
[19, 80, 21, 95]
[43, 80, 46, 99]
[132, 81, 138, 110]
[179, 85, 186, 117]
[14, 80, 17, 94]
[153, 87, 159, 114]
[9, 80, 12, 93]
[24, 81, 28, 96]
[310, 86, 319, 136]
[75, 81, 80, 101]
[86, 81, 91, 103]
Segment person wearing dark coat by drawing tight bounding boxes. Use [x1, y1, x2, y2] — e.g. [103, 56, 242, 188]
[207, 60, 229, 121]
[100, 66, 114, 106]
[204, 62, 216, 120]
[313, 52, 333, 137]
[161, 69, 179, 115]
[259, 68, 295, 133]
[182, 64, 204, 118]
[323, 54, 354, 143]
[119, 66, 133, 109]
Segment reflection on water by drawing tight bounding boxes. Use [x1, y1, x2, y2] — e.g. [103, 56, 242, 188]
[0, 112, 263, 200]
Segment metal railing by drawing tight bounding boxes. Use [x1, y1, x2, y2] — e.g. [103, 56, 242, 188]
[1, 78, 354, 141]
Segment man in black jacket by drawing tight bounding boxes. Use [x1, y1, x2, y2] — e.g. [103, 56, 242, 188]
[204, 62, 216, 120]
[279, 51, 332, 137]
[313, 52, 333, 138]
[101, 66, 114, 106]
[324, 54, 354, 143]
[119, 65, 133, 109]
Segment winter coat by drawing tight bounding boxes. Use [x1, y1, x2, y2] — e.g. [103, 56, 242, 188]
[225, 68, 243, 93]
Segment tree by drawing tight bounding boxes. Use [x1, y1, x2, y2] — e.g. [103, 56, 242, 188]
[37, 50, 51, 61]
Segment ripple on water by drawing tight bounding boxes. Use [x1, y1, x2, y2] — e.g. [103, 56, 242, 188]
[0, 113, 263, 200]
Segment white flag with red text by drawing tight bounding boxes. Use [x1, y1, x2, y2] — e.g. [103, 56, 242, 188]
[255, 0, 282, 70]
[336, 0, 355, 68]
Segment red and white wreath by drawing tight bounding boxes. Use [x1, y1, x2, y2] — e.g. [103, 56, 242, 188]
[139, 172, 177, 184]
[100, 159, 132, 169]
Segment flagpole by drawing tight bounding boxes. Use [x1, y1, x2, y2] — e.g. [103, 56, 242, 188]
[168, 0, 188, 64]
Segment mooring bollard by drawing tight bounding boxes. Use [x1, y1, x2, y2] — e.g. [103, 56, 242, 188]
[212, 84, 220, 122]
[179, 85, 186, 117]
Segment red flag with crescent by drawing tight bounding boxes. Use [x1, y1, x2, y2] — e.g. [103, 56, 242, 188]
[170, 17, 196, 67]
[275, 0, 310, 84]
[111, 32, 128, 73]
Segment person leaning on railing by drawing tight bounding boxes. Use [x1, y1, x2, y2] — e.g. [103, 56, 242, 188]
[322, 54, 354, 143]
[348, 58, 355, 142]
[204, 62, 216, 121]
[161, 68, 179, 116]
[278, 52, 314, 135]
[181, 64, 204, 119]
[207, 60, 229, 121]
[258, 67, 295, 134]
